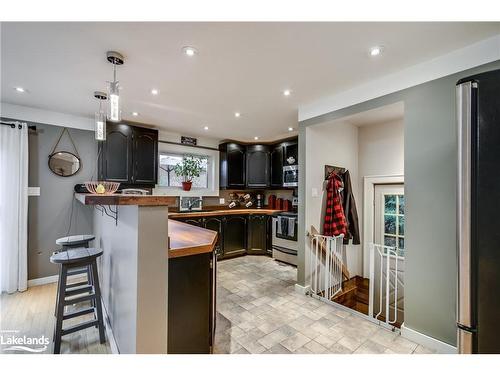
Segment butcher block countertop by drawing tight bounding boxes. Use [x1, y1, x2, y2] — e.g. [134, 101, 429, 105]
[168, 219, 217, 259]
[75, 193, 177, 206]
[168, 208, 284, 218]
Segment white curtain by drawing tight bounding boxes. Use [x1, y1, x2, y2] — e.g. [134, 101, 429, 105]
[0, 123, 28, 293]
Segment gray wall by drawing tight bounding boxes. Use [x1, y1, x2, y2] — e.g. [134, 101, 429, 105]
[26, 122, 97, 279]
[298, 60, 500, 346]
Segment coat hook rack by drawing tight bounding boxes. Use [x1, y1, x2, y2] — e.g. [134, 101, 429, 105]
[324, 165, 346, 180]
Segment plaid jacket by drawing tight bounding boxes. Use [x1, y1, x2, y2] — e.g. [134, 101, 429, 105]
[323, 174, 347, 237]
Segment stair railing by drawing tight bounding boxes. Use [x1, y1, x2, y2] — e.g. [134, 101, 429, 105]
[368, 243, 405, 328]
[308, 231, 345, 300]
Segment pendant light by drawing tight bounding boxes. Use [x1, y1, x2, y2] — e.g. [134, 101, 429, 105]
[106, 51, 124, 122]
[94, 91, 108, 141]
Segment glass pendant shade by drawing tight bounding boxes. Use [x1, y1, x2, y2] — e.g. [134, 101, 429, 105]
[95, 110, 106, 141]
[107, 81, 121, 122]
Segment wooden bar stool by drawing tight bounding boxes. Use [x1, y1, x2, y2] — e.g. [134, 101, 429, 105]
[54, 235, 96, 309]
[56, 234, 95, 250]
[50, 248, 106, 354]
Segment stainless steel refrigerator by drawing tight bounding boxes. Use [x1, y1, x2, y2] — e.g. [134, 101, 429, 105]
[457, 69, 500, 354]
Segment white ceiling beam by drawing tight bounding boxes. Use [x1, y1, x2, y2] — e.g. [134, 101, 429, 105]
[0, 102, 94, 131]
[299, 34, 500, 122]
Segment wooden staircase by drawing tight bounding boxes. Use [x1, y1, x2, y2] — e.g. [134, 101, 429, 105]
[331, 276, 369, 315]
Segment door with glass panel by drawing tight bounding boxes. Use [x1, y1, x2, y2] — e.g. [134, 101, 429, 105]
[373, 184, 405, 325]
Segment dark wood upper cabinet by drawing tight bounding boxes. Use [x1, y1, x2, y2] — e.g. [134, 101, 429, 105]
[283, 141, 298, 166]
[99, 122, 158, 186]
[219, 142, 246, 188]
[99, 123, 133, 183]
[270, 144, 284, 187]
[246, 144, 270, 188]
[133, 128, 158, 184]
[219, 137, 297, 189]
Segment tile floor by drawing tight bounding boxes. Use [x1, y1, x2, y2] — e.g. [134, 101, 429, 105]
[213, 255, 435, 354]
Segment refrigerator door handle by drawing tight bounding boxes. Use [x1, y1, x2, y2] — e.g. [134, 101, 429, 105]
[457, 81, 474, 329]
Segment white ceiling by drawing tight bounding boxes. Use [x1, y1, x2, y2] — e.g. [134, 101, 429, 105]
[1, 22, 499, 142]
[343, 102, 404, 128]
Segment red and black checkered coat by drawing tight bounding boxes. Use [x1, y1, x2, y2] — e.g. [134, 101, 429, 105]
[323, 173, 347, 237]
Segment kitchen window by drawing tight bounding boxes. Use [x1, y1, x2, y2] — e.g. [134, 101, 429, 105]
[158, 153, 209, 188]
[154, 141, 220, 197]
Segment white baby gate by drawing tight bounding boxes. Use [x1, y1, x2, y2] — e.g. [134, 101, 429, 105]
[368, 243, 405, 329]
[309, 233, 345, 300]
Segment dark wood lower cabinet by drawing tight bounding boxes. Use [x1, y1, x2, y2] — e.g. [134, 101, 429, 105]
[223, 215, 247, 258]
[172, 213, 270, 260]
[247, 214, 268, 254]
[168, 252, 215, 354]
[204, 216, 224, 259]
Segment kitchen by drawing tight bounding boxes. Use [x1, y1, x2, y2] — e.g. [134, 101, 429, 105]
[2, 20, 500, 362]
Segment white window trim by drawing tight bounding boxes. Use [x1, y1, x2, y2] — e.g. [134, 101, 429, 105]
[153, 142, 220, 197]
[362, 174, 404, 278]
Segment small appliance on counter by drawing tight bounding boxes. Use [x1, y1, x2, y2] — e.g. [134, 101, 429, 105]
[272, 212, 298, 266]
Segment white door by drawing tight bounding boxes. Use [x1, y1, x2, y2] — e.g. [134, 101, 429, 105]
[373, 184, 405, 325]
[374, 184, 405, 252]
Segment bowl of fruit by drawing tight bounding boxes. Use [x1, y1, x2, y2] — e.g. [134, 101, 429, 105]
[85, 181, 120, 195]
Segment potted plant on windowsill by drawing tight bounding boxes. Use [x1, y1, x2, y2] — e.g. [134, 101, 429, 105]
[173, 155, 203, 191]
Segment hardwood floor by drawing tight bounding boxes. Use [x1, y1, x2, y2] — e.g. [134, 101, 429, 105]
[0, 282, 111, 354]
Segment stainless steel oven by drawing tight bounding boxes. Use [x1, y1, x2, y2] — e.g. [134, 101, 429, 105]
[272, 213, 298, 266]
[283, 165, 298, 187]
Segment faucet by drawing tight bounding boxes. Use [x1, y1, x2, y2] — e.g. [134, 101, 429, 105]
[188, 198, 203, 211]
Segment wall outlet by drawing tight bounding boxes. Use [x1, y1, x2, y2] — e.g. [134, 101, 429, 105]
[311, 188, 318, 197]
[219, 198, 225, 205]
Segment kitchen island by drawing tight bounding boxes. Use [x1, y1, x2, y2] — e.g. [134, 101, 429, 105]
[75, 193, 217, 354]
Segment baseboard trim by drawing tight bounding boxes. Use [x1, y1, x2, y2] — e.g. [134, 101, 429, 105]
[101, 298, 119, 354]
[294, 283, 310, 295]
[28, 274, 82, 287]
[401, 323, 457, 354]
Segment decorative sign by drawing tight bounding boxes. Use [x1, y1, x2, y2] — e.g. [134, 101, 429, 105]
[181, 136, 197, 146]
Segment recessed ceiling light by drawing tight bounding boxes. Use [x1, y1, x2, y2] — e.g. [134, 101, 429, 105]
[14, 87, 25, 93]
[254, 136, 259, 140]
[182, 46, 198, 57]
[288, 127, 294, 131]
[369, 46, 383, 56]
[203, 126, 209, 130]
[132, 112, 139, 116]
[283, 89, 291, 96]
[234, 112, 241, 118]
[151, 89, 159, 95]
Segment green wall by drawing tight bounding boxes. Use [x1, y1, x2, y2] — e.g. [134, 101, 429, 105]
[298, 60, 500, 346]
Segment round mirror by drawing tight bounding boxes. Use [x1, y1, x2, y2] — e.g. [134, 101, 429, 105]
[48, 151, 81, 177]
